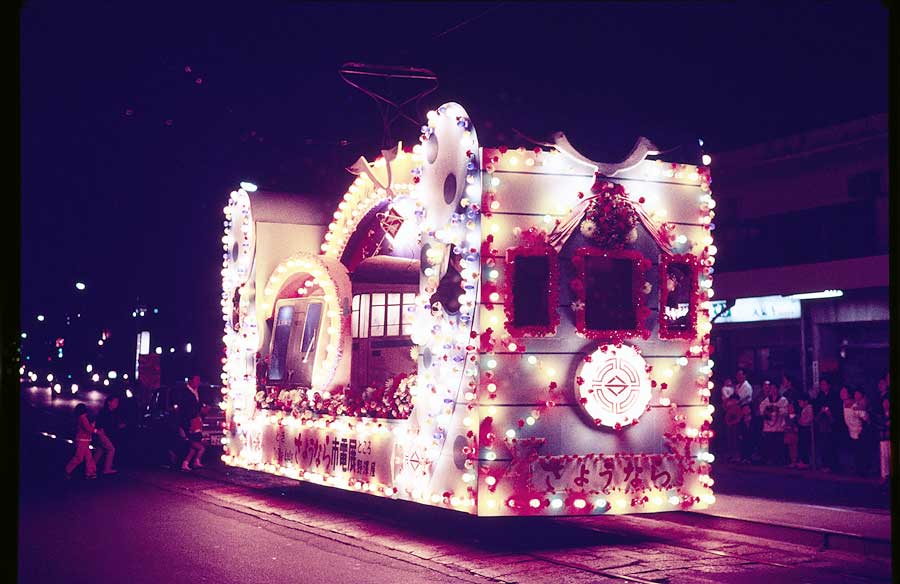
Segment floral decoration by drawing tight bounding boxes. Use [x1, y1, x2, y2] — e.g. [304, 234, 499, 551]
[255, 373, 416, 420]
[579, 179, 638, 249]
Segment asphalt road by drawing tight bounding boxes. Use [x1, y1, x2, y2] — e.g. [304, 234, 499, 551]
[19, 471, 478, 584]
[16, 387, 894, 584]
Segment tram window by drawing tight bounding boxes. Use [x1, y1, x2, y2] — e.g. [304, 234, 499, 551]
[511, 255, 551, 327]
[387, 302, 401, 337]
[402, 293, 415, 335]
[351, 295, 360, 337]
[355, 292, 414, 338]
[583, 255, 635, 331]
[659, 256, 698, 338]
[268, 305, 294, 382]
[352, 294, 370, 338]
[505, 243, 559, 337]
[663, 263, 693, 330]
[371, 294, 386, 336]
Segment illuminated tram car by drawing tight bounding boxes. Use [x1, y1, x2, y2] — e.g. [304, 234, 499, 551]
[219, 102, 718, 516]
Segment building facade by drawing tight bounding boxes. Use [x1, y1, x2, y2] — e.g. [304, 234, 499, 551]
[711, 114, 889, 396]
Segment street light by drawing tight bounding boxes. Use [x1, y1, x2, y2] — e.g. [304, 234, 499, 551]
[75, 282, 86, 290]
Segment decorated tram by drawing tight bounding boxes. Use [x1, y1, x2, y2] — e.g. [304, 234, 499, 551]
[218, 102, 718, 516]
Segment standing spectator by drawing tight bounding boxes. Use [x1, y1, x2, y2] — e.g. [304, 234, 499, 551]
[779, 374, 800, 404]
[796, 394, 814, 469]
[737, 404, 756, 464]
[784, 400, 800, 468]
[65, 404, 97, 480]
[759, 381, 789, 465]
[723, 396, 742, 462]
[876, 396, 890, 485]
[735, 369, 753, 407]
[175, 375, 207, 471]
[845, 389, 871, 476]
[870, 376, 891, 473]
[720, 378, 735, 401]
[93, 395, 123, 475]
[814, 378, 841, 472]
[836, 385, 854, 472]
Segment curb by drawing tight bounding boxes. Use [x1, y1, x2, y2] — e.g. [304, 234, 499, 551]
[651, 511, 892, 558]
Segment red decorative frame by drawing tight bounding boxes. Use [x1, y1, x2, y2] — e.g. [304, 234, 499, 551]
[571, 247, 651, 342]
[658, 253, 700, 340]
[503, 242, 560, 338]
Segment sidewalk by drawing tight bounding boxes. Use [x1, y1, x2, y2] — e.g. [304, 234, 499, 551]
[715, 461, 888, 486]
[652, 487, 892, 557]
[696, 493, 891, 541]
[710, 462, 891, 510]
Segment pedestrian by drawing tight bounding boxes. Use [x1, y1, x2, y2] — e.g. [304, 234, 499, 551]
[783, 400, 800, 468]
[836, 385, 855, 472]
[758, 380, 788, 465]
[845, 388, 871, 476]
[876, 395, 890, 485]
[734, 369, 753, 407]
[796, 394, 813, 468]
[736, 404, 756, 464]
[813, 378, 841, 472]
[870, 375, 890, 474]
[175, 375, 207, 471]
[723, 395, 742, 462]
[65, 404, 97, 480]
[779, 374, 800, 404]
[93, 395, 123, 475]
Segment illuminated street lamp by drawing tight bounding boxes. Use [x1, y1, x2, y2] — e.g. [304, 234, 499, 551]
[75, 282, 86, 290]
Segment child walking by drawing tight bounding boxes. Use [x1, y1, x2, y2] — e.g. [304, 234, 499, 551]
[65, 404, 97, 479]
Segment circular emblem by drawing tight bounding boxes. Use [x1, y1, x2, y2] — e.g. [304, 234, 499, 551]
[576, 344, 651, 429]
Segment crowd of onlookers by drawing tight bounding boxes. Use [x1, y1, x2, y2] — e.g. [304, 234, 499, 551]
[711, 369, 891, 483]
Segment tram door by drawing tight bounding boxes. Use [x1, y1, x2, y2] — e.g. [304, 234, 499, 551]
[268, 297, 325, 388]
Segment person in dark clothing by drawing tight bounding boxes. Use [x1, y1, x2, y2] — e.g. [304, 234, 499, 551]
[174, 375, 207, 471]
[796, 394, 814, 468]
[93, 395, 124, 475]
[736, 404, 757, 463]
[813, 378, 842, 472]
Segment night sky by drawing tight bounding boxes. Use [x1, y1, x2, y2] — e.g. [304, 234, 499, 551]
[19, 2, 888, 379]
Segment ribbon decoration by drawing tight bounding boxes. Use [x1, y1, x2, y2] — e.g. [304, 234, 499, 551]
[346, 142, 401, 197]
[548, 188, 673, 255]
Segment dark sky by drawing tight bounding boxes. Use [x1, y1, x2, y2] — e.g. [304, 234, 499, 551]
[20, 1, 888, 377]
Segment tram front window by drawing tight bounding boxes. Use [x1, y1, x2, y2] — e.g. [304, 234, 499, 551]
[295, 301, 323, 387]
[268, 305, 294, 382]
[267, 300, 325, 387]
